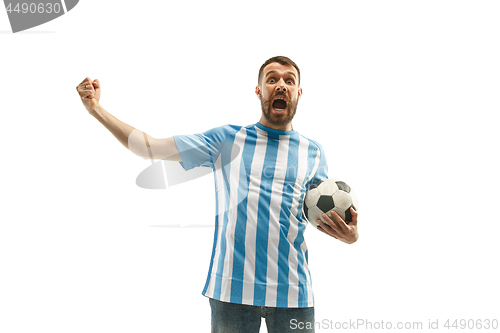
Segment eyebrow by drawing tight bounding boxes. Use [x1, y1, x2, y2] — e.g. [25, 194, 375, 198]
[265, 70, 297, 79]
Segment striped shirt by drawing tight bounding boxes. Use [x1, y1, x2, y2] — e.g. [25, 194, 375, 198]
[174, 122, 328, 308]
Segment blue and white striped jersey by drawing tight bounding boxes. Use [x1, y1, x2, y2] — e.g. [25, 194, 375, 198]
[174, 122, 328, 308]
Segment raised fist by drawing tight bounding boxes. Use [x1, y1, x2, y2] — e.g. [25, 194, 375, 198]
[76, 77, 101, 114]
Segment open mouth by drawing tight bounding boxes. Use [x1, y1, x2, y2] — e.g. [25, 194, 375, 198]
[272, 97, 287, 111]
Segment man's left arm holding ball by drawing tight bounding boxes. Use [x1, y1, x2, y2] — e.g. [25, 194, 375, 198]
[317, 208, 359, 244]
[311, 145, 359, 244]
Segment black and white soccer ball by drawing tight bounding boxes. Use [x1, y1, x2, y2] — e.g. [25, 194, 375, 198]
[303, 179, 358, 228]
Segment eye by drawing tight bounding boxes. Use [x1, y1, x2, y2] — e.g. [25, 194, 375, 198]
[269, 78, 276, 83]
[287, 79, 294, 85]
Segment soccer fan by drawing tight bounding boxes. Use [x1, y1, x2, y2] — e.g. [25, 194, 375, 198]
[76, 56, 359, 333]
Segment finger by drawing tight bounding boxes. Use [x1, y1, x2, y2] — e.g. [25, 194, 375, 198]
[317, 218, 341, 239]
[78, 77, 93, 86]
[77, 78, 94, 90]
[78, 90, 94, 98]
[93, 79, 101, 100]
[321, 213, 343, 233]
[77, 83, 95, 92]
[328, 211, 349, 232]
[78, 77, 89, 85]
[317, 225, 335, 238]
[319, 226, 340, 239]
[350, 207, 358, 226]
[317, 223, 329, 235]
[77, 87, 94, 94]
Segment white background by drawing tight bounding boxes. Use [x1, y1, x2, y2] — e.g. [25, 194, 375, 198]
[1, 1, 499, 332]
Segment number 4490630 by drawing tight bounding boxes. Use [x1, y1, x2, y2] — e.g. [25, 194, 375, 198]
[444, 319, 498, 330]
[6, 2, 62, 14]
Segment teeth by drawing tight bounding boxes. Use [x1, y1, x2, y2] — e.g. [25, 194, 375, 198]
[272, 96, 287, 111]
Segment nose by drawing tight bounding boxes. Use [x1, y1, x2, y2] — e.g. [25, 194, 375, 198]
[275, 79, 287, 93]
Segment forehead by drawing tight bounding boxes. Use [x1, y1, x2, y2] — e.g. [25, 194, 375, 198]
[263, 62, 298, 78]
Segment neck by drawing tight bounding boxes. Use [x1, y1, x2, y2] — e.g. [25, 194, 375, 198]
[258, 116, 293, 131]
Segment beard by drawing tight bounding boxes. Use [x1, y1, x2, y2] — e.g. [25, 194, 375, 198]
[260, 93, 299, 128]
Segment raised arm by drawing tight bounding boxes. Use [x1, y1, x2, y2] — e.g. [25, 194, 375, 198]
[76, 77, 181, 161]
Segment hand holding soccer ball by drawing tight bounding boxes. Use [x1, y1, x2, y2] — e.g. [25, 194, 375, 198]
[303, 179, 359, 243]
[316, 208, 358, 244]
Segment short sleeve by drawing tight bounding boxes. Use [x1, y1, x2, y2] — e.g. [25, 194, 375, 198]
[173, 125, 239, 171]
[307, 141, 329, 188]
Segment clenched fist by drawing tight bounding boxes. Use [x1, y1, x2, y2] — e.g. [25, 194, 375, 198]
[76, 77, 101, 114]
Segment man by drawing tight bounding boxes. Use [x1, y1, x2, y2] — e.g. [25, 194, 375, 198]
[76, 56, 359, 333]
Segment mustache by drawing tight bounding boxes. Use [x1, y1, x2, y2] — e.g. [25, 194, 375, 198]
[270, 91, 290, 103]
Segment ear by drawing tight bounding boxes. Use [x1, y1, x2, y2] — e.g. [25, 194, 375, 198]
[255, 85, 261, 100]
[297, 87, 303, 100]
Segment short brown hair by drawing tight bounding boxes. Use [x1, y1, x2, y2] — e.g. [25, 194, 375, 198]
[258, 56, 300, 86]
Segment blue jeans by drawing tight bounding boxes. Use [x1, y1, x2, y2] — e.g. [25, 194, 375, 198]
[209, 298, 315, 333]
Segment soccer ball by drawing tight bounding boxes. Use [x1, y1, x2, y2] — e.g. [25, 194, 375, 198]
[303, 179, 358, 228]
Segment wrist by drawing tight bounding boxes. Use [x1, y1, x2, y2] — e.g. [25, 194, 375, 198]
[90, 102, 102, 117]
